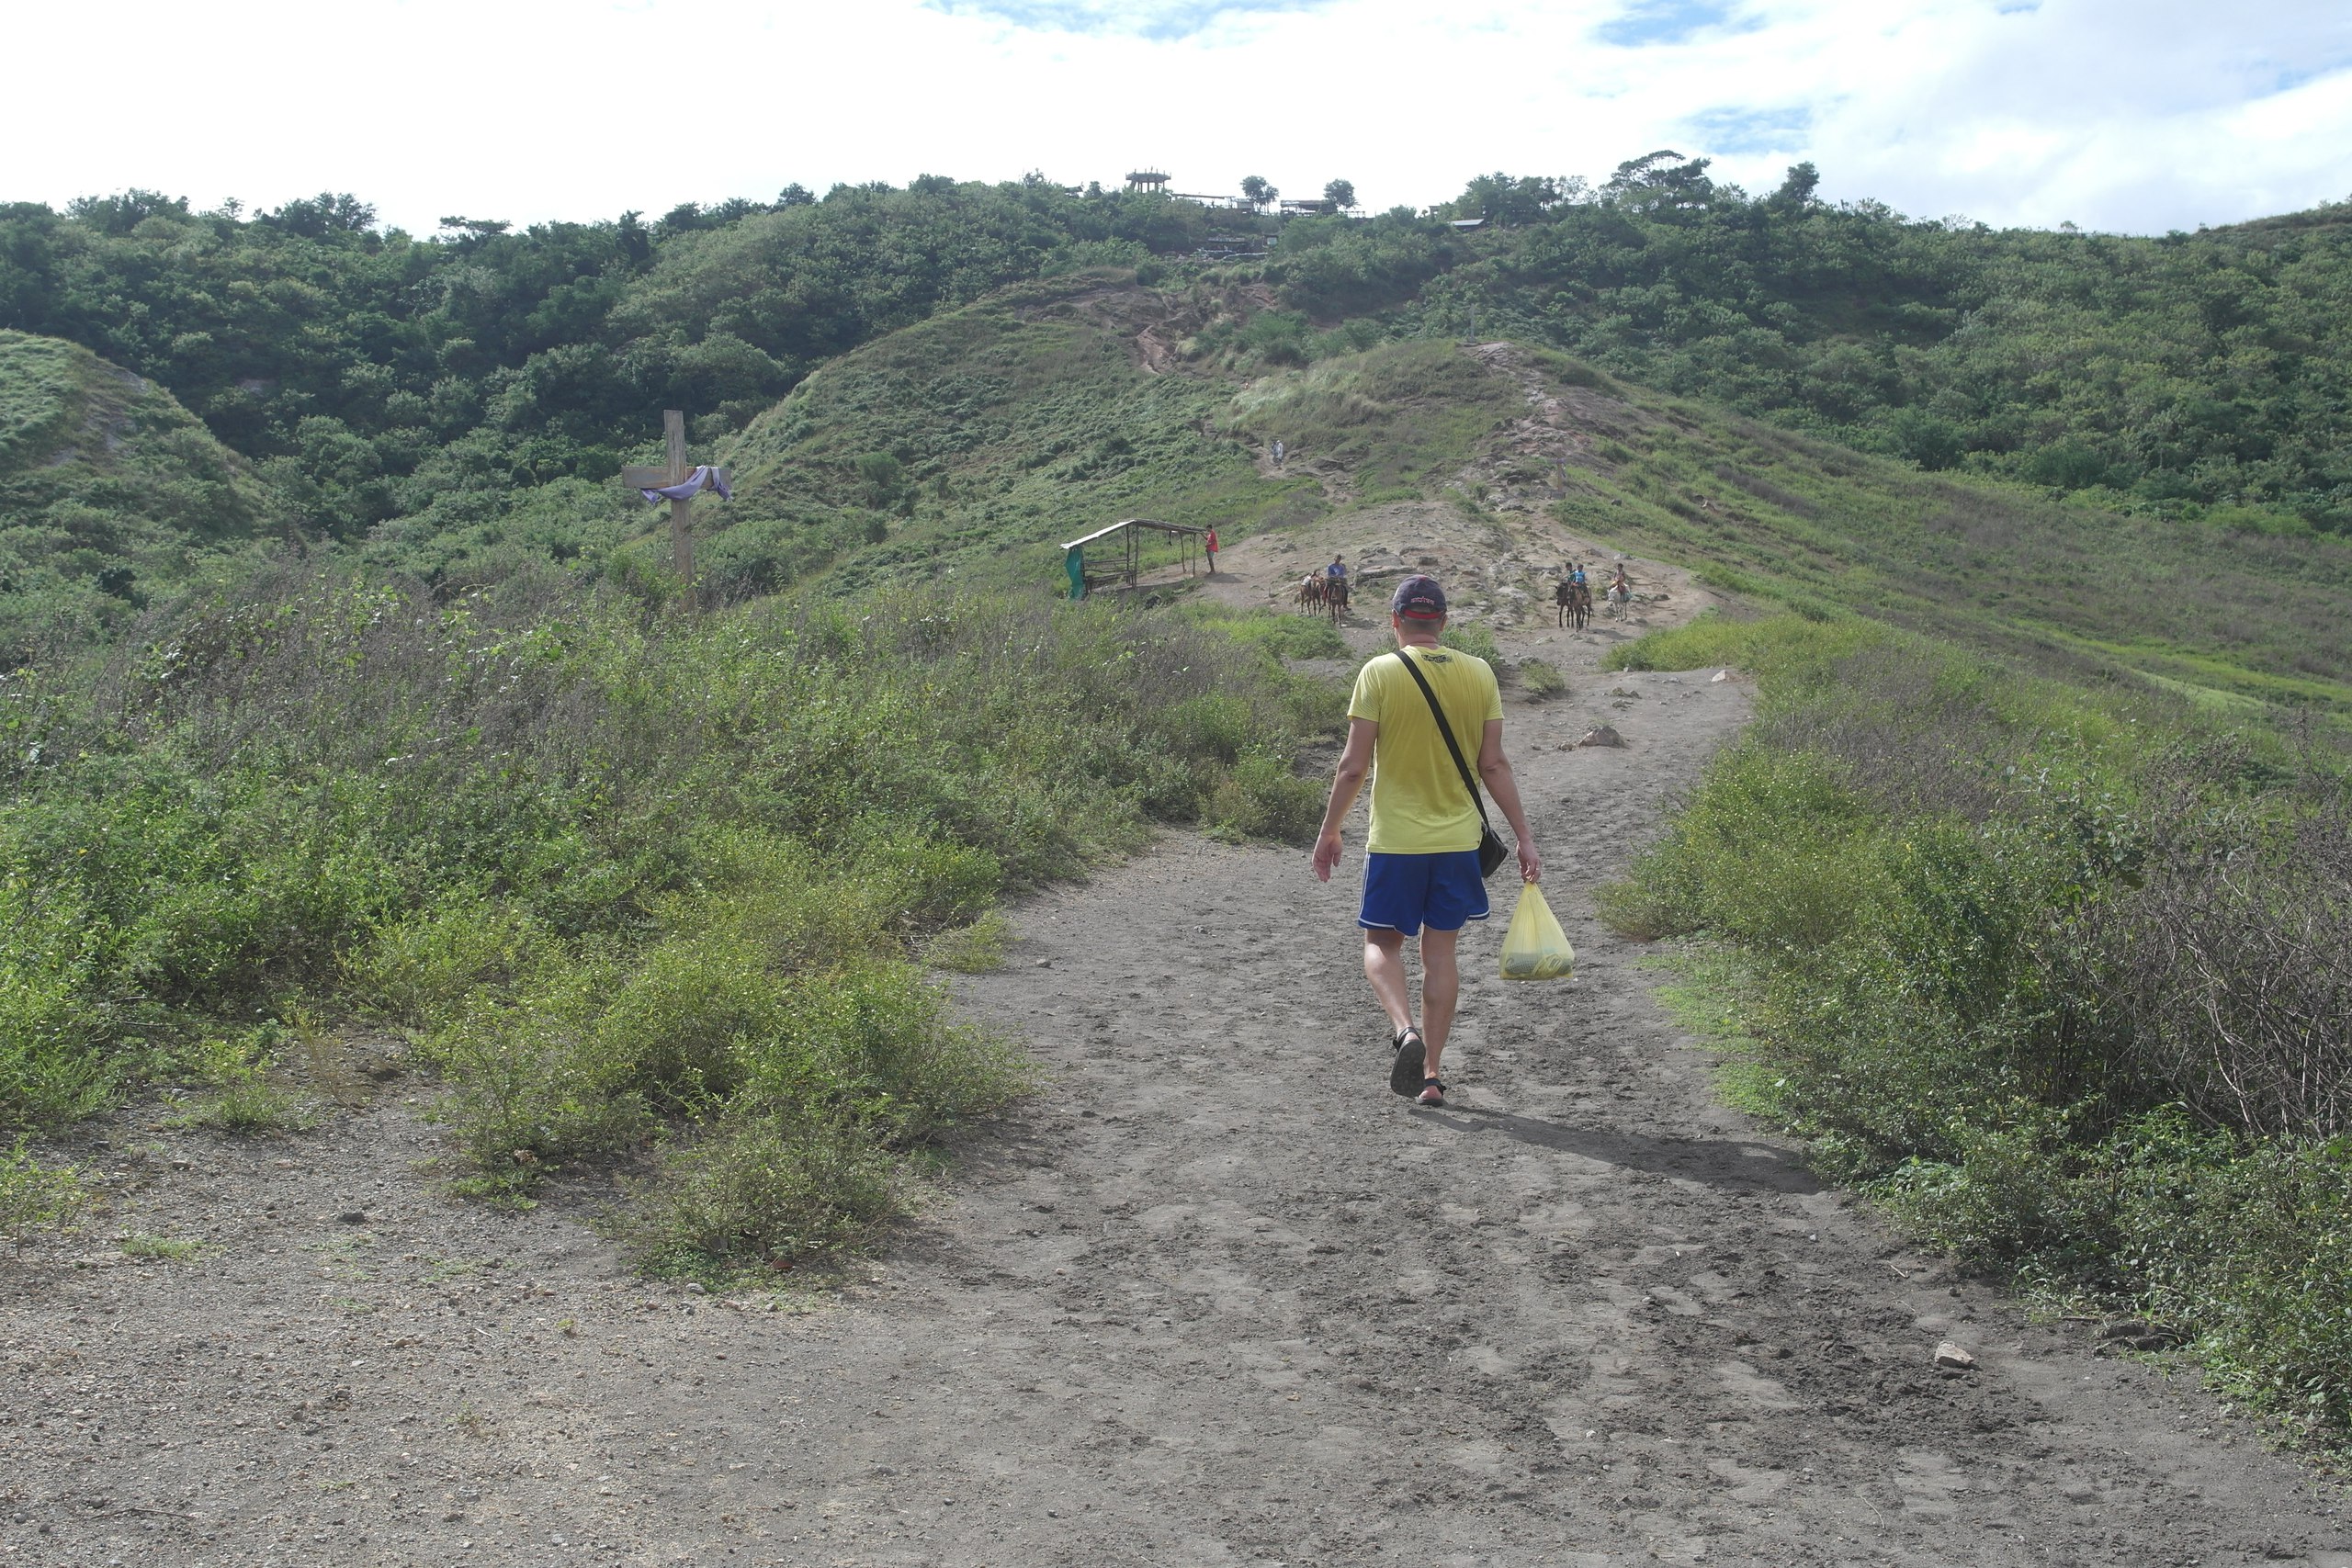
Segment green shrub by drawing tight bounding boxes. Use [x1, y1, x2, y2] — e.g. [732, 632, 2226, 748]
[166, 1025, 321, 1134]
[345, 891, 556, 1032]
[1191, 606, 1348, 661]
[597, 928, 789, 1110]
[922, 911, 1012, 973]
[2107, 1119, 2352, 1437]
[1439, 621, 1501, 665]
[1, 570, 1333, 1261]
[1520, 659, 1568, 699]
[1597, 743, 1880, 949]
[627, 1110, 907, 1280]
[732, 961, 1023, 1135]
[421, 982, 650, 1178]
[1204, 751, 1327, 845]
[1604, 610, 1882, 677]
[0, 886, 118, 1128]
[1608, 607, 2352, 1449]
[0, 1136, 85, 1237]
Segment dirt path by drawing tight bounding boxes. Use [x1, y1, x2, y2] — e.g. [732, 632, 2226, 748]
[8, 504, 2350, 1568]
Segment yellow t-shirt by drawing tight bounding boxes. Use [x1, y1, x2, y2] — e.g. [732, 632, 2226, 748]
[1348, 646, 1504, 854]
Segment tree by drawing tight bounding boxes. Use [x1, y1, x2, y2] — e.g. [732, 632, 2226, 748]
[1240, 175, 1276, 209]
[64, 189, 190, 235]
[265, 193, 378, 239]
[1601, 151, 1716, 214]
[1447, 173, 1561, 227]
[1323, 179, 1357, 210]
[1770, 162, 1821, 211]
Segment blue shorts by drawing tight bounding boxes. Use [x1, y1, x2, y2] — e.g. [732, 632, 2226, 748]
[1359, 850, 1490, 937]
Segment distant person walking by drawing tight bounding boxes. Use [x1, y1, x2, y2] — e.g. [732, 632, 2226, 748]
[1312, 575, 1541, 1107]
[1205, 526, 1219, 575]
[1272, 438, 1286, 468]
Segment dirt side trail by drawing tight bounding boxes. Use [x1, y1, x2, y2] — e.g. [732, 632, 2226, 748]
[7, 385, 2351, 1564]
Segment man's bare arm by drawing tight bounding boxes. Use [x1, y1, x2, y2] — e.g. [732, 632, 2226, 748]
[1476, 717, 1543, 883]
[1311, 717, 1378, 882]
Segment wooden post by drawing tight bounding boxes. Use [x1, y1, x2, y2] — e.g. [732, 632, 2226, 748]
[621, 413, 725, 614]
[665, 410, 695, 609]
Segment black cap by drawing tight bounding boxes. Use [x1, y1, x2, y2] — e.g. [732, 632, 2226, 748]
[1390, 574, 1446, 618]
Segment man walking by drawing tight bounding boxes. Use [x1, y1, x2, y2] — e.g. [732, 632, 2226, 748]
[1311, 576, 1541, 1107]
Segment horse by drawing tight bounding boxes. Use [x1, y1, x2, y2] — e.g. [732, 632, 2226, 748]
[1295, 574, 1328, 615]
[1555, 580, 1590, 629]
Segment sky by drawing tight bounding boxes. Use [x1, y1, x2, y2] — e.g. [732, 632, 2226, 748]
[7, 0, 2350, 236]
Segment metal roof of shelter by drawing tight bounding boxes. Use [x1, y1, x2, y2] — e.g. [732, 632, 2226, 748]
[1060, 517, 1205, 551]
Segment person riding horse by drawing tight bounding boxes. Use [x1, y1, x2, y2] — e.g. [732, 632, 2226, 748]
[1556, 565, 1592, 629]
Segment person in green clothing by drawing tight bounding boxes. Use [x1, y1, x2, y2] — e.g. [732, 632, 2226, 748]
[1310, 575, 1541, 1107]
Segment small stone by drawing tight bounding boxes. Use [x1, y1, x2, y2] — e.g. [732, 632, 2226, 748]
[1035, 958, 1053, 968]
[1932, 1340, 1976, 1371]
[683, 1281, 706, 1295]
[1712, 669, 1731, 682]
[337, 1211, 368, 1225]
[2097, 1317, 2150, 1341]
[1576, 725, 1626, 749]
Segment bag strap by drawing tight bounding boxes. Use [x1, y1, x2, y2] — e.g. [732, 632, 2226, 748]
[1393, 649, 1493, 833]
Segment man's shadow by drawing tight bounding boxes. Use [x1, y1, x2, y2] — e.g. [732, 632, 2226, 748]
[1423, 1105, 1821, 1195]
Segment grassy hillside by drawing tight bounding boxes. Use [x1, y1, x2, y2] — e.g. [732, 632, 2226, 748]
[711, 276, 1326, 597]
[1517, 362, 2352, 709]
[686, 281, 2352, 716]
[0, 331, 270, 660]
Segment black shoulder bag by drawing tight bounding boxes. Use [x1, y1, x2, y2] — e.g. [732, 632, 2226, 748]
[1393, 649, 1510, 880]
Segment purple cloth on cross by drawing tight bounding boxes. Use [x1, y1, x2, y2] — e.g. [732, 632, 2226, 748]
[636, 466, 732, 504]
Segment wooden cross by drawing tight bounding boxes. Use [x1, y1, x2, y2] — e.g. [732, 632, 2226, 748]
[619, 410, 728, 609]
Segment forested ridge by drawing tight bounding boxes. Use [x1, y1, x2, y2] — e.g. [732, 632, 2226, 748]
[5, 155, 2350, 649]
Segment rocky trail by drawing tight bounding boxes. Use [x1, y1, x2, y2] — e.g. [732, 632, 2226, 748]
[6, 491, 2348, 1567]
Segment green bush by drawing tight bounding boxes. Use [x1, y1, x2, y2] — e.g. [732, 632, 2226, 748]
[1605, 609, 2352, 1450]
[0, 886, 119, 1128]
[1191, 605, 1348, 661]
[0, 1135, 85, 1237]
[421, 979, 653, 1178]
[1, 568, 1341, 1268]
[345, 891, 556, 1032]
[626, 1110, 908, 1280]
[922, 911, 1012, 974]
[1204, 751, 1327, 846]
[1520, 659, 1568, 699]
[1439, 621, 1502, 665]
[166, 1025, 321, 1134]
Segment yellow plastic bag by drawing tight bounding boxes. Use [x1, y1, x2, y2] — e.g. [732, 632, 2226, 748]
[1498, 882, 1576, 981]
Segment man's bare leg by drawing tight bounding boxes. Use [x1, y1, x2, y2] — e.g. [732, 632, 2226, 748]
[1419, 927, 1461, 1081]
[1363, 928, 1413, 1038]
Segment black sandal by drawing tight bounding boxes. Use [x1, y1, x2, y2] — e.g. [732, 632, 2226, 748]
[1416, 1077, 1449, 1107]
[1389, 1027, 1428, 1097]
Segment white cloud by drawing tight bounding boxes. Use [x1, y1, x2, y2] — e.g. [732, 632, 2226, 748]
[4, 0, 2346, 234]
